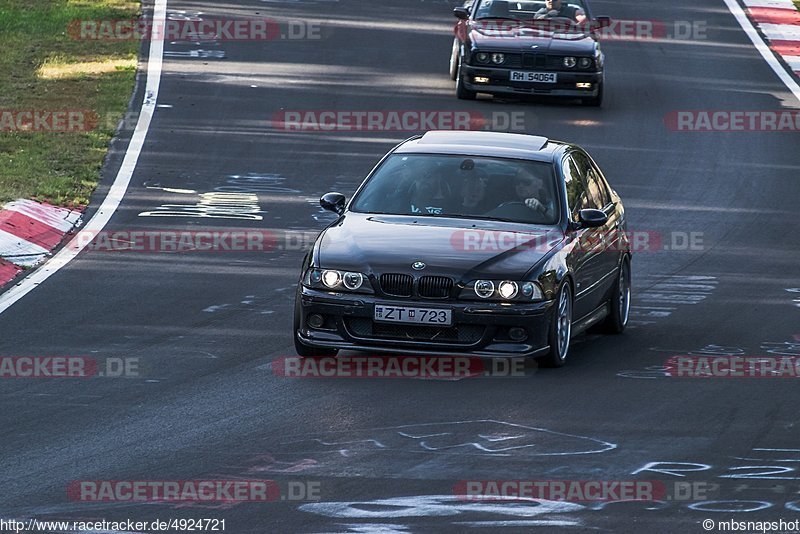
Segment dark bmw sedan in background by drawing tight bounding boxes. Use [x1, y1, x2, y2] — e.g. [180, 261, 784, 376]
[294, 131, 631, 367]
[450, 0, 609, 105]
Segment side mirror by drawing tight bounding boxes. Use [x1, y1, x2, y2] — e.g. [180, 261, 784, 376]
[320, 192, 346, 215]
[576, 208, 608, 228]
[593, 16, 612, 28]
[453, 7, 470, 20]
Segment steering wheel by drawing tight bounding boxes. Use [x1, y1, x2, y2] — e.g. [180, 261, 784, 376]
[545, 16, 577, 23]
[497, 201, 526, 208]
[532, 16, 578, 29]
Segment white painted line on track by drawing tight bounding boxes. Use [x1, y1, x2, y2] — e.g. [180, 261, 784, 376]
[723, 0, 800, 103]
[0, 0, 168, 315]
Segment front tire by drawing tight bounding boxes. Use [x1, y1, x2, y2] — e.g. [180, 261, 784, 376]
[600, 256, 631, 334]
[456, 57, 477, 100]
[541, 282, 572, 368]
[449, 39, 459, 81]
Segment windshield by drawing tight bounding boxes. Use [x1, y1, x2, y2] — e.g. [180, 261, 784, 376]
[350, 154, 560, 225]
[473, 0, 587, 24]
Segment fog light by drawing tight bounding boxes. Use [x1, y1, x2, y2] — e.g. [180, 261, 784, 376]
[509, 327, 528, 342]
[474, 76, 490, 84]
[576, 82, 592, 89]
[308, 314, 325, 329]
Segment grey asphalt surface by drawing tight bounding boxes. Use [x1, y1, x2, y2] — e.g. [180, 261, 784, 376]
[1, 0, 799, 532]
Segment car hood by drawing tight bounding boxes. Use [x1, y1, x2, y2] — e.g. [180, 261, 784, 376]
[316, 213, 564, 281]
[469, 23, 595, 53]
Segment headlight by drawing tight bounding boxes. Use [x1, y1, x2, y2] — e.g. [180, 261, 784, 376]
[476, 52, 490, 63]
[498, 281, 518, 300]
[491, 53, 505, 64]
[305, 269, 373, 293]
[474, 280, 495, 299]
[322, 270, 341, 288]
[343, 272, 363, 290]
[463, 280, 544, 301]
[578, 57, 592, 69]
[563, 56, 577, 68]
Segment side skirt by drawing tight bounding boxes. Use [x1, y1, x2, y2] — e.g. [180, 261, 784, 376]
[572, 301, 610, 336]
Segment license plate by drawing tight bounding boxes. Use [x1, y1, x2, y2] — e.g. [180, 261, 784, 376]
[374, 305, 452, 326]
[510, 71, 557, 83]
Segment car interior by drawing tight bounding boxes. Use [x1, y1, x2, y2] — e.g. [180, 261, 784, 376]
[474, 0, 587, 21]
[353, 156, 557, 224]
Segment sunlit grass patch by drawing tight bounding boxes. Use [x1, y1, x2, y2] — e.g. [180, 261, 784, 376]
[0, 0, 140, 205]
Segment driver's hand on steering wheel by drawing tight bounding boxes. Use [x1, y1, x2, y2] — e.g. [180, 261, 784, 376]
[525, 197, 548, 214]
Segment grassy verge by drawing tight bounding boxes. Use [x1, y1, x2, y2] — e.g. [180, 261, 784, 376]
[0, 0, 141, 206]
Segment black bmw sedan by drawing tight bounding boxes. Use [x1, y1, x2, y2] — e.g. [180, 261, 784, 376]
[450, 0, 609, 105]
[294, 131, 631, 367]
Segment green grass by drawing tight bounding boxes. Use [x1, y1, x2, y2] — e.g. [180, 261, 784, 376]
[0, 0, 140, 206]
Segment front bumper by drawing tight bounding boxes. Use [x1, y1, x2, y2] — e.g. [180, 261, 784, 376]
[296, 286, 556, 357]
[462, 64, 602, 98]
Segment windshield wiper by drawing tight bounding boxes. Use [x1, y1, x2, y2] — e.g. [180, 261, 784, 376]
[437, 214, 540, 224]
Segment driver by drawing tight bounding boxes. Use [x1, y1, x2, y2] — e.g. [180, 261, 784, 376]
[514, 170, 555, 218]
[534, 0, 586, 23]
[410, 175, 448, 215]
[459, 170, 492, 213]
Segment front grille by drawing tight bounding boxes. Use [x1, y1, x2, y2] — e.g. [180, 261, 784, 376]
[345, 318, 484, 345]
[380, 273, 413, 297]
[521, 54, 565, 70]
[522, 53, 547, 69]
[418, 276, 453, 299]
[500, 54, 522, 68]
